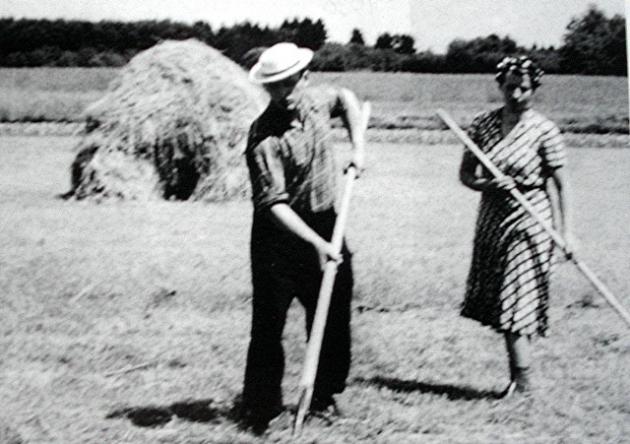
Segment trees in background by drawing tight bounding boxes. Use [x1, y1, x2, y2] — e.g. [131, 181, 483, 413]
[0, 18, 198, 66]
[349, 29, 365, 46]
[392, 34, 416, 55]
[278, 18, 327, 50]
[373, 33, 416, 54]
[0, 5, 625, 75]
[375, 33, 393, 50]
[560, 5, 626, 75]
[0, 17, 326, 67]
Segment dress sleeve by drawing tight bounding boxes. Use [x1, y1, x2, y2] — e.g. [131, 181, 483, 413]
[246, 135, 290, 212]
[538, 121, 566, 171]
[462, 114, 482, 164]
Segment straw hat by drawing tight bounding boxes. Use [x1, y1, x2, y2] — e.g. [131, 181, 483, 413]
[249, 42, 313, 84]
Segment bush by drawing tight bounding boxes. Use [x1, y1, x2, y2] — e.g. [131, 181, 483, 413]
[311, 43, 349, 71]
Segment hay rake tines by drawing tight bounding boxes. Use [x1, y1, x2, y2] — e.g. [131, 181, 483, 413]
[436, 108, 630, 328]
[293, 101, 371, 437]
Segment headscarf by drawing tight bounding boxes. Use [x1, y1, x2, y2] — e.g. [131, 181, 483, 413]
[495, 56, 544, 89]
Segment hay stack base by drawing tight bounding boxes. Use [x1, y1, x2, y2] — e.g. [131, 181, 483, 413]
[68, 39, 267, 201]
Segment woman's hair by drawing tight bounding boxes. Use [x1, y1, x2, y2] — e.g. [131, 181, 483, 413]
[495, 56, 544, 89]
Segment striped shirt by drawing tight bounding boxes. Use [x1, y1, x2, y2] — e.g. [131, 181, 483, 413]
[246, 85, 343, 216]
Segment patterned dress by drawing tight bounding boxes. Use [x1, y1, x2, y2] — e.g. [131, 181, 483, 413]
[461, 108, 566, 337]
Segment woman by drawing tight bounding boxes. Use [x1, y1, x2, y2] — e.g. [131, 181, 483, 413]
[459, 56, 573, 397]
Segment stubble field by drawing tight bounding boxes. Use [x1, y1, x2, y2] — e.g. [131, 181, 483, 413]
[1, 130, 629, 443]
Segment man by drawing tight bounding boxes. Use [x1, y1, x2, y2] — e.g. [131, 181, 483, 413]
[241, 42, 365, 432]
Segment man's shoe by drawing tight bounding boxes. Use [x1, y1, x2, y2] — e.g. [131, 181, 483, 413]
[309, 396, 342, 422]
[238, 404, 283, 435]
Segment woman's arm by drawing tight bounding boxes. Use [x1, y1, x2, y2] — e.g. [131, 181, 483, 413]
[459, 151, 485, 191]
[459, 151, 515, 192]
[548, 168, 574, 254]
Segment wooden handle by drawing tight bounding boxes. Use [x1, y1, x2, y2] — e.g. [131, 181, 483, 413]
[293, 101, 371, 436]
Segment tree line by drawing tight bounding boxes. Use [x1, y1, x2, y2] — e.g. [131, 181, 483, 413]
[0, 17, 326, 67]
[0, 5, 625, 75]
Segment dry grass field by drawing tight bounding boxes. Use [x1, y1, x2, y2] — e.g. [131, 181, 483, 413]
[320, 72, 629, 134]
[0, 68, 115, 122]
[0, 68, 627, 134]
[1, 133, 629, 443]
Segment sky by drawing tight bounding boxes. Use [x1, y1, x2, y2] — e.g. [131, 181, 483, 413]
[0, 0, 626, 53]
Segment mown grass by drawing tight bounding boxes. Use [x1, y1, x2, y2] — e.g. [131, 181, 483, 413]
[319, 72, 629, 134]
[0, 68, 116, 121]
[1, 135, 628, 443]
[0, 68, 628, 133]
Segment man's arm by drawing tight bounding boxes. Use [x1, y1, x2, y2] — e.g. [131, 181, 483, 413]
[267, 203, 340, 268]
[337, 88, 366, 173]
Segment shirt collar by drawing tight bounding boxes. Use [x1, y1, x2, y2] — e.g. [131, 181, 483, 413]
[268, 100, 303, 128]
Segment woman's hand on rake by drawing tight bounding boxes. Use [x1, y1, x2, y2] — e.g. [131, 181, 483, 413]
[561, 231, 578, 261]
[488, 176, 517, 193]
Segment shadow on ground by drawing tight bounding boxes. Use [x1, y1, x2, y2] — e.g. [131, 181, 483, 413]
[106, 398, 239, 427]
[353, 376, 503, 401]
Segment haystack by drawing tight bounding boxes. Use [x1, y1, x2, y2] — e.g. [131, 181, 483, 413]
[68, 39, 268, 201]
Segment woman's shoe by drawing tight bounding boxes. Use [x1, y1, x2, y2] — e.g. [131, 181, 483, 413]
[500, 380, 517, 398]
[513, 366, 532, 393]
[501, 367, 533, 399]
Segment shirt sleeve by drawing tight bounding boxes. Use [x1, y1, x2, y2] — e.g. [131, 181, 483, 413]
[246, 136, 290, 212]
[538, 120, 567, 171]
[327, 87, 344, 118]
[306, 85, 343, 118]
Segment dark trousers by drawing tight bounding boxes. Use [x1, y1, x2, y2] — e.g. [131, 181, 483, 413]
[242, 209, 353, 420]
